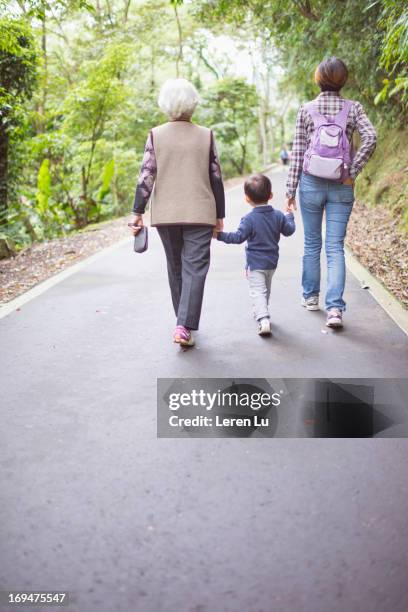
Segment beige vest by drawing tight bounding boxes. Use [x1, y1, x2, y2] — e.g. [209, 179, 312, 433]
[150, 121, 216, 226]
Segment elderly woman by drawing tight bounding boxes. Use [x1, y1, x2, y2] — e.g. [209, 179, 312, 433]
[286, 57, 377, 328]
[129, 79, 225, 347]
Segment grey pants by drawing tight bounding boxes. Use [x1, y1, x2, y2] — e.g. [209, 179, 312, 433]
[248, 269, 276, 321]
[157, 225, 213, 330]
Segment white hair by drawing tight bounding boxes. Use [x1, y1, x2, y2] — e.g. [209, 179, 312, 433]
[158, 78, 199, 121]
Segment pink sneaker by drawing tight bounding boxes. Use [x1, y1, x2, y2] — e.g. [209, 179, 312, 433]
[173, 325, 195, 347]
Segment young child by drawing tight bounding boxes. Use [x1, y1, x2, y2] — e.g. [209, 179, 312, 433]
[216, 173, 295, 336]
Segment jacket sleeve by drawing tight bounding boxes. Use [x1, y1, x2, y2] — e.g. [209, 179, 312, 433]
[209, 131, 225, 219]
[280, 212, 296, 236]
[132, 131, 157, 214]
[349, 102, 377, 179]
[217, 216, 252, 244]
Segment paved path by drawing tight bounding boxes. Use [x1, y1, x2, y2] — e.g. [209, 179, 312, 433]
[1, 167, 408, 612]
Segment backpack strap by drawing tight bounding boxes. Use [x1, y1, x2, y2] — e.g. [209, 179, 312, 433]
[304, 102, 327, 128]
[305, 99, 353, 129]
[334, 99, 353, 129]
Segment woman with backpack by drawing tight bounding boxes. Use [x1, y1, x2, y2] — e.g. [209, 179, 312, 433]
[286, 57, 377, 328]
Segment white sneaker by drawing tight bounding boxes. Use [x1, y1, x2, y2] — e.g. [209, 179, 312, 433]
[301, 295, 319, 311]
[258, 318, 271, 336]
[326, 309, 343, 328]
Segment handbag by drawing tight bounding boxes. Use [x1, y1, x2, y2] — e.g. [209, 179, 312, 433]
[132, 226, 148, 253]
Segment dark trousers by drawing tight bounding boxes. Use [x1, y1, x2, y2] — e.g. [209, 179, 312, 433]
[157, 225, 213, 330]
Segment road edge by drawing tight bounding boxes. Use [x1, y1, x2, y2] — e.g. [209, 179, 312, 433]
[0, 168, 281, 320]
[5, 164, 406, 337]
[0, 237, 129, 320]
[345, 246, 408, 336]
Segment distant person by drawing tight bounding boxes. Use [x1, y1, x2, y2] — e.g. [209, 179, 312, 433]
[129, 79, 225, 347]
[286, 56, 377, 328]
[215, 174, 295, 336]
[280, 145, 289, 166]
[288, 142, 294, 161]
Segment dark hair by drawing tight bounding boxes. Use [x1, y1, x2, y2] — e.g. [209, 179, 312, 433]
[244, 173, 272, 204]
[315, 57, 348, 92]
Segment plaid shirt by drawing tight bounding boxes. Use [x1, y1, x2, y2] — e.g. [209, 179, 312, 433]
[286, 91, 377, 198]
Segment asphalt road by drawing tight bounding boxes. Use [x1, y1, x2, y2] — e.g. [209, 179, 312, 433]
[1, 166, 408, 612]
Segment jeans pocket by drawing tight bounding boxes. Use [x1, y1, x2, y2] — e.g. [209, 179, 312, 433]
[329, 183, 355, 203]
[300, 173, 321, 191]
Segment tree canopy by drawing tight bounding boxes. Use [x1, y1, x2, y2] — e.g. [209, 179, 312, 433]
[0, 0, 407, 250]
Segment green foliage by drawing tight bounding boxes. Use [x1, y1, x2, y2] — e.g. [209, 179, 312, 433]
[36, 157, 50, 214]
[200, 77, 259, 175]
[60, 42, 134, 225]
[34, 157, 67, 238]
[63, 43, 132, 139]
[0, 16, 38, 221]
[1, 0, 407, 250]
[0, 16, 38, 132]
[0, 1, 95, 20]
[0, 16, 38, 133]
[193, 0, 407, 120]
[354, 124, 408, 233]
[98, 159, 115, 202]
[375, 1, 408, 107]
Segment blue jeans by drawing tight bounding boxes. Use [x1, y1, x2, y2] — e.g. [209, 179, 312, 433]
[299, 172, 354, 311]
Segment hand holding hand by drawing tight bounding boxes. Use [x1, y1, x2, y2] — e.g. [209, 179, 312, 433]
[285, 197, 297, 213]
[213, 218, 223, 238]
[216, 218, 224, 232]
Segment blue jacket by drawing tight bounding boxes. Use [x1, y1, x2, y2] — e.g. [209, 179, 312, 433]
[217, 205, 295, 270]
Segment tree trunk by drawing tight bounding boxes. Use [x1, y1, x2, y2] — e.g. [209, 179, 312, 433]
[76, 165, 89, 228]
[150, 46, 156, 93]
[197, 45, 219, 79]
[269, 118, 275, 156]
[81, 165, 87, 201]
[239, 142, 247, 175]
[0, 121, 9, 223]
[22, 213, 38, 242]
[230, 158, 242, 176]
[295, 0, 320, 22]
[0, 237, 16, 259]
[279, 115, 285, 145]
[36, 16, 47, 133]
[123, 0, 132, 23]
[174, 4, 183, 77]
[258, 104, 268, 168]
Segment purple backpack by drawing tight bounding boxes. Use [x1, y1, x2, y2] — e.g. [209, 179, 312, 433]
[303, 100, 353, 182]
